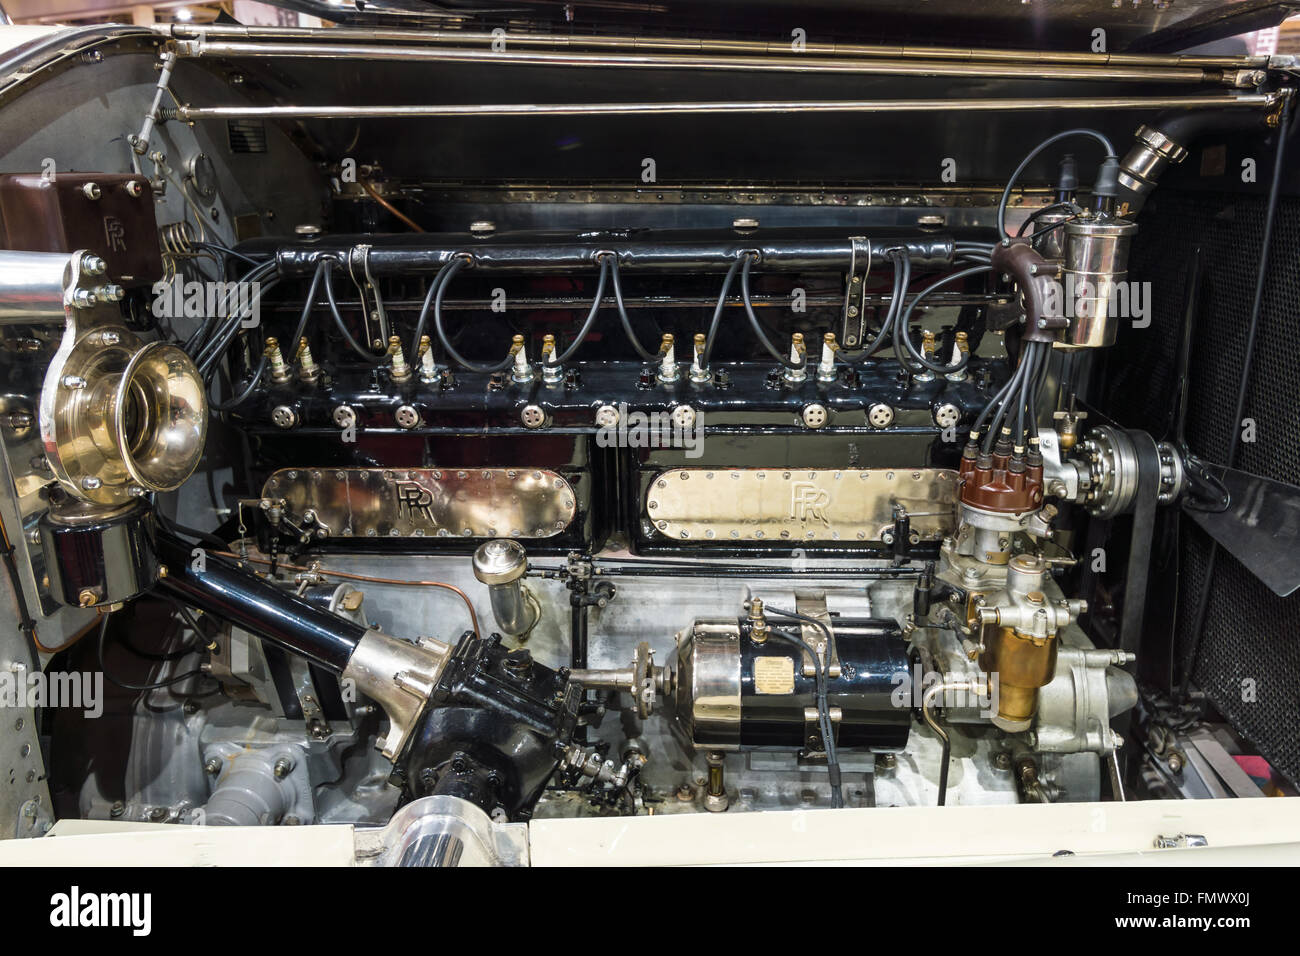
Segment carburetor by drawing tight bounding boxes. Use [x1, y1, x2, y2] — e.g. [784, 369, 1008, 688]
[974, 553, 1086, 732]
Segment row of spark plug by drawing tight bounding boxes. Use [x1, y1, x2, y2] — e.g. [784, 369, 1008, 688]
[259, 327, 969, 387]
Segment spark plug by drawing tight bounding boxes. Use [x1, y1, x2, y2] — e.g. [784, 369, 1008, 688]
[511, 334, 533, 383]
[817, 332, 838, 383]
[541, 334, 563, 385]
[657, 333, 679, 383]
[915, 329, 937, 382]
[945, 331, 970, 382]
[417, 334, 437, 383]
[388, 335, 412, 383]
[265, 336, 291, 384]
[690, 332, 710, 383]
[783, 331, 806, 384]
[296, 336, 320, 384]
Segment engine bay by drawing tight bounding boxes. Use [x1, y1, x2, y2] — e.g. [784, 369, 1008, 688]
[1, 5, 1298, 867]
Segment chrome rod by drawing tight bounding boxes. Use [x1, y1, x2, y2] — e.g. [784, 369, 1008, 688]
[176, 40, 1226, 85]
[176, 93, 1277, 122]
[167, 24, 1268, 70]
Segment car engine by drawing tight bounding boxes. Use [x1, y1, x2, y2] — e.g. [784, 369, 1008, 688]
[1, 1, 1298, 866]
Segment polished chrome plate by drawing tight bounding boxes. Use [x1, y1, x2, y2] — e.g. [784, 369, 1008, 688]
[645, 467, 957, 542]
[262, 467, 577, 539]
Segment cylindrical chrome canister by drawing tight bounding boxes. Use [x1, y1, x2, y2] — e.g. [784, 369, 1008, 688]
[1061, 217, 1138, 348]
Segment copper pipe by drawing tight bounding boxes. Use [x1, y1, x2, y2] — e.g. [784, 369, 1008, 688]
[211, 551, 480, 637]
[360, 181, 425, 233]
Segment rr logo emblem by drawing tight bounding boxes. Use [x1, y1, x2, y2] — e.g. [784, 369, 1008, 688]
[790, 481, 831, 526]
[103, 215, 126, 252]
[395, 480, 436, 525]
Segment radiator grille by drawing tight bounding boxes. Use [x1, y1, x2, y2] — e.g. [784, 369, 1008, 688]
[1116, 189, 1300, 788]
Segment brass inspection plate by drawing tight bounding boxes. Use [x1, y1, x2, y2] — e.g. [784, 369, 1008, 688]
[262, 468, 577, 539]
[645, 468, 957, 542]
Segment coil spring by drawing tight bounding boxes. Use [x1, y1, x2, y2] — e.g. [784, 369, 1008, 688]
[159, 221, 197, 280]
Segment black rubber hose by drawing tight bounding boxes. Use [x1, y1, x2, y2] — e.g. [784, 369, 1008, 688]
[192, 261, 279, 373]
[1015, 201, 1076, 237]
[1028, 343, 1052, 442]
[97, 613, 210, 692]
[607, 254, 659, 362]
[210, 263, 321, 411]
[1150, 108, 1271, 147]
[895, 264, 988, 374]
[1015, 342, 1037, 445]
[766, 606, 845, 809]
[195, 260, 278, 369]
[544, 257, 610, 367]
[769, 627, 843, 809]
[890, 252, 916, 370]
[702, 255, 743, 366]
[741, 253, 805, 370]
[408, 256, 462, 362]
[983, 351, 1032, 455]
[842, 248, 906, 361]
[972, 360, 1024, 440]
[434, 256, 517, 373]
[998, 129, 1116, 239]
[185, 258, 275, 359]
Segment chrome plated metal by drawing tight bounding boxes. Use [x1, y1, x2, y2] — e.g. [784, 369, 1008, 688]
[37, 251, 207, 505]
[0, 250, 71, 324]
[39, 498, 158, 608]
[646, 467, 958, 542]
[176, 94, 1277, 123]
[1060, 217, 1139, 349]
[472, 539, 539, 637]
[261, 467, 577, 539]
[363, 795, 528, 867]
[673, 619, 742, 751]
[175, 40, 1224, 85]
[1118, 125, 1191, 201]
[341, 629, 451, 761]
[168, 24, 1268, 70]
[113, 341, 208, 493]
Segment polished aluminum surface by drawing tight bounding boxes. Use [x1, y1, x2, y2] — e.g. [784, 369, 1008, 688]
[646, 467, 958, 542]
[261, 467, 577, 539]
